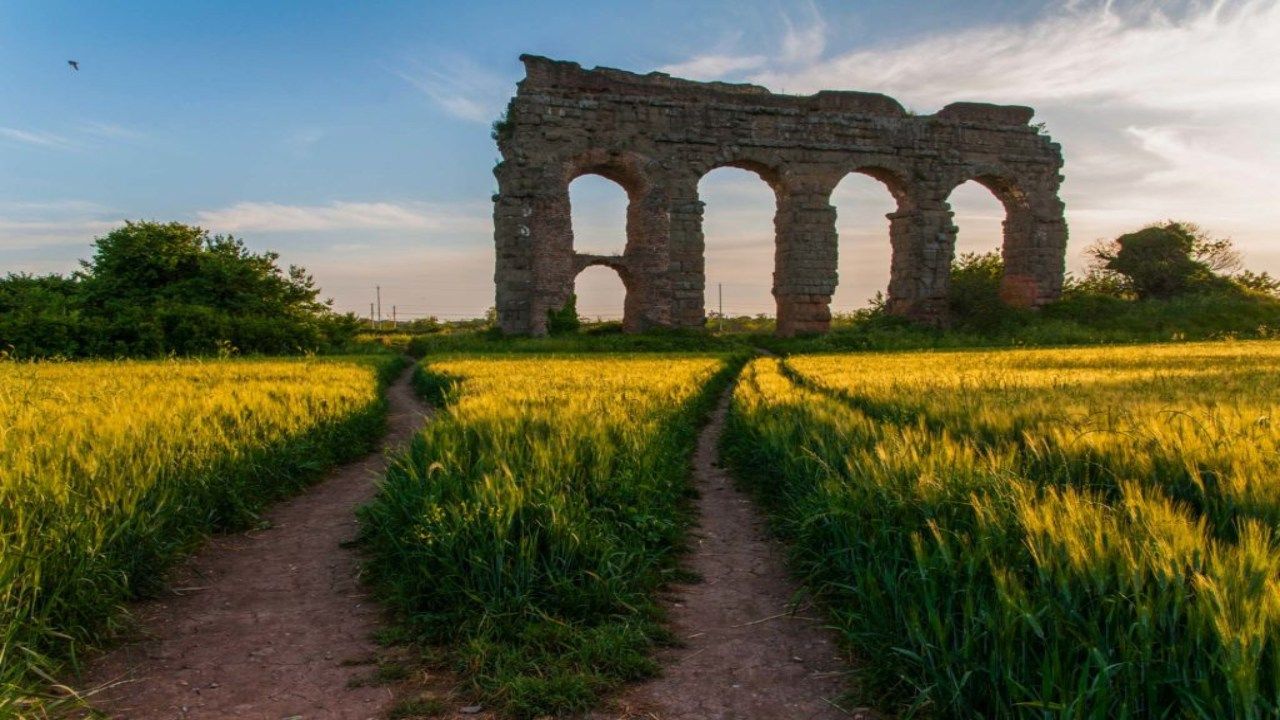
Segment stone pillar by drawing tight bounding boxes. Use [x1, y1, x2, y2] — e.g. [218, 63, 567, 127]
[1001, 193, 1067, 307]
[495, 161, 578, 336]
[666, 174, 707, 329]
[885, 195, 956, 324]
[493, 176, 534, 334]
[774, 182, 838, 337]
[622, 185, 675, 331]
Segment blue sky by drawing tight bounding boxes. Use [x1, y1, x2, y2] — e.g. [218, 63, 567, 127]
[3, 1, 1278, 320]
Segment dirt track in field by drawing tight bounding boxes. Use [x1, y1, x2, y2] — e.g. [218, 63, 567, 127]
[595, 384, 868, 720]
[77, 365, 430, 720]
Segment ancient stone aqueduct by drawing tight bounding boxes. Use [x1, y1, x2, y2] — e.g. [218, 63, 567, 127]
[493, 55, 1067, 336]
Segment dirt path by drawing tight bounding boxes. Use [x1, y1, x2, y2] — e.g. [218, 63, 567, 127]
[78, 365, 430, 720]
[597, 385, 861, 720]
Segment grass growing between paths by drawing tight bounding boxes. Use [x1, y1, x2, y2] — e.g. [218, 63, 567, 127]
[0, 355, 405, 714]
[358, 353, 742, 718]
[724, 342, 1280, 718]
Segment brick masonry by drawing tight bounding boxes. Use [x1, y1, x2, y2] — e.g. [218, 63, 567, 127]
[493, 55, 1067, 336]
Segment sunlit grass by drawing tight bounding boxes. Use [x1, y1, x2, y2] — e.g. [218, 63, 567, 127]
[0, 356, 401, 713]
[725, 341, 1280, 717]
[359, 354, 738, 718]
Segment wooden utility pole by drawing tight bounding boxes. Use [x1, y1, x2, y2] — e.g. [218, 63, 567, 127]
[718, 282, 724, 334]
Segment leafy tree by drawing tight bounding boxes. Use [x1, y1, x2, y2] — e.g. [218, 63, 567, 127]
[1233, 270, 1280, 297]
[0, 273, 85, 357]
[0, 221, 359, 358]
[1086, 222, 1237, 300]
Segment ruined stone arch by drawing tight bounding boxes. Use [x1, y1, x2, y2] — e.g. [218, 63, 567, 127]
[826, 163, 914, 312]
[571, 256, 637, 328]
[940, 167, 1065, 308]
[838, 163, 914, 209]
[693, 156, 787, 194]
[692, 159, 788, 321]
[493, 55, 1067, 336]
[563, 148, 655, 199]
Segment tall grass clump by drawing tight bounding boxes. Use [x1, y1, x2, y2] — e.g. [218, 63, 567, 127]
[0, 355, 403, 713]
[359, 354, 738, 718]
[724, 342, 1280, 717]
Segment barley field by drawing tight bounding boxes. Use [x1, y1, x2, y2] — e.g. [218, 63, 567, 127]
[0, 356, 401, 712]
[724, 341, 1280, 717]
[359, 354, 738, 718]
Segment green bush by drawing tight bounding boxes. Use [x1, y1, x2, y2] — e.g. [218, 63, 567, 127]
[546, 294, 581, 335]
[0, 221, 360, 358]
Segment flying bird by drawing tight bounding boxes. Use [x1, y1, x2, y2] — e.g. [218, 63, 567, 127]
[68, 60, 79, 71]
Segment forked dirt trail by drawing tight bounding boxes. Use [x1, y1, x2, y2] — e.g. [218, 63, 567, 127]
[79, 365, 429, 720]
[599, 386, 859, 720]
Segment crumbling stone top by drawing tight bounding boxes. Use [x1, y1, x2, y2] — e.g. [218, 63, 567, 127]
[518, 54, 1035, 126]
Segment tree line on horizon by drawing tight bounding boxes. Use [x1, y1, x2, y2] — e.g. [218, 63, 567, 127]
[2, 219, 1279, 359]
[0, 221, 362, 358]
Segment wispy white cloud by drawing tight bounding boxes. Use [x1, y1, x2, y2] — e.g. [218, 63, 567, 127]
[285, 127, 326, 153]
[0, 126, 76, 150]
[0, 219, 118, 249]
[659, 4, 827, 80]
[395, 55, 513, 124]
[79, 121, 147, 143]
[660, 53, 766, 80]
[1, 122, 149, 151]
[0, 200, 120, 250]
[778, 1, 826, 66]
[661, 0, 1280, 284]
[195, 200, 490, 234]
[750, 1, 1280, 110]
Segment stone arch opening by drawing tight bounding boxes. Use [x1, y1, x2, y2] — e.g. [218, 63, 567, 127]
[568, 174, 628, 257]
[573, 262, 629, 326]
[697, 165, 782, 324]
[945, 173, 1038, 306]
[831, 168, 907, 316]
[948, 178, 1020, 256]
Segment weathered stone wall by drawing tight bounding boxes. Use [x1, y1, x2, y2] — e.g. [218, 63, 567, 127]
[494, 55, 1067, 336]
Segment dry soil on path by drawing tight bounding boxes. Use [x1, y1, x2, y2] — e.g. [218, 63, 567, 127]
[78, 365, 429, 720]
[595, 385, 863, 720]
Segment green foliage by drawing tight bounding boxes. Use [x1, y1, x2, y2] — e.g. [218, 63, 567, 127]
[705, 313, 777, 334]
[1096, 223, 1208, 298]
[725, 346, 1280, 716]
[1235, 270, 1280, 297]
[1062, 268, 1132, 300]
[358, 355, 742, 718]
[1088, 221, 1242, 300]
[764, 230, 1280, 354]
[0, 221, 360, 358]
[947, 251, 1030, 332]
[491, 108, 514, 143]
[0, 355, 404, 712]
[0, 273, 84, 358]
[545, 294, 581, 335]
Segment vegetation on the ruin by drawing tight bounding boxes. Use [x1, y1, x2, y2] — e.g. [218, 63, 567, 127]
[358, 354, 742, 718]
[0, 355, 403, 712]
[0, 221, 363, 359]
[724, 343, 1280, 717]
[545, 293, 582, 335]
[767, 224, 1280, 353]
[490, 108, 515, 144]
